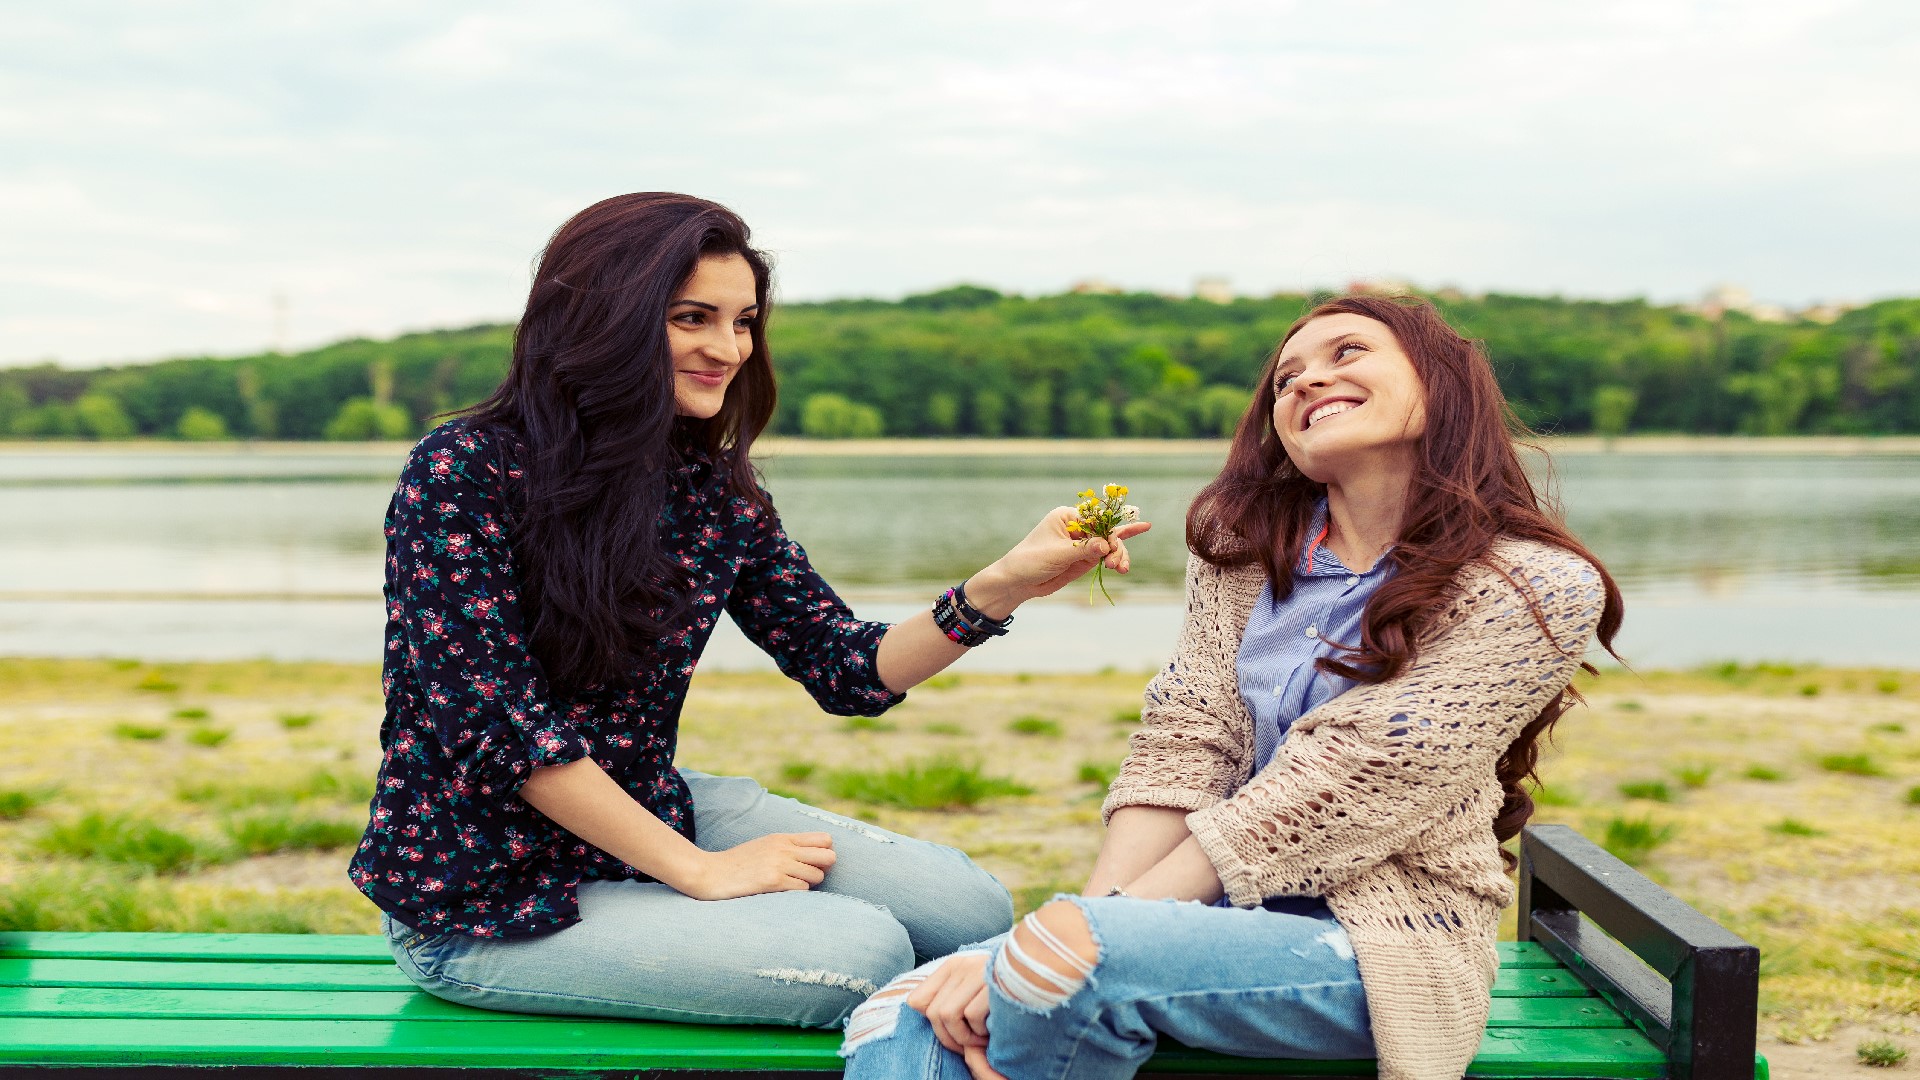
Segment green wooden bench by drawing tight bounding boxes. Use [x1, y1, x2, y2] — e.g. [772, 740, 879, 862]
[0, 827, 1767, 1079]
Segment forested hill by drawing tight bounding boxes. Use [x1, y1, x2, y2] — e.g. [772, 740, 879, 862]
[4, 286, 1917, 440]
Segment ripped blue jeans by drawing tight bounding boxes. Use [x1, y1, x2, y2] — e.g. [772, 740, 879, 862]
[383, 770, 1013, 1029]
[842, 895, 1373, 1079]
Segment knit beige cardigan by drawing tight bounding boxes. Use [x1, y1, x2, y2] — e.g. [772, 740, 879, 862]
[1103, 538, 1605, 1080]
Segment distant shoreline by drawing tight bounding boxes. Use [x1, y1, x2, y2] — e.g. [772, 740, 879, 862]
[3, 434, 1919, 457]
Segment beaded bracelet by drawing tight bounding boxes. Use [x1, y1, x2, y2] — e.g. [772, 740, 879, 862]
[932, 578, 1014, 647]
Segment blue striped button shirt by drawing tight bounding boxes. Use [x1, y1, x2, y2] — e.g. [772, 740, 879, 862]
[1236, 500, 1395, 772]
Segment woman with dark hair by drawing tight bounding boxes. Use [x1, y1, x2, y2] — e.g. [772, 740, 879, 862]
[348, 193, 1146, 1029]
[842, 295, 1623, 1080]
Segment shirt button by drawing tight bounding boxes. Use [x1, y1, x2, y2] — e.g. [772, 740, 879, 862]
[1346, 575, 1359, 587]
[1273, 685, 1284, 696]
[1305, 626, 1319, 639]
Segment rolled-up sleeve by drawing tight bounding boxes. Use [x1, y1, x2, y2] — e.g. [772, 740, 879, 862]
[724, 500, 903, 716]
[388, 435, 591, 797]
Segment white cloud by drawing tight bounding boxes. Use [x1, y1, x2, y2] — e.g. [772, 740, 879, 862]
[1, 0, 1914, 366]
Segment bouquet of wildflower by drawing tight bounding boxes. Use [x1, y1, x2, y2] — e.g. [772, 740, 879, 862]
[1066, 483, 1140, 605]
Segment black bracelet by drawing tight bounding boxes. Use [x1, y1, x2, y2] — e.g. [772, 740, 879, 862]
[954, 579, 1014, 634]
[932, 579, 1013, 647]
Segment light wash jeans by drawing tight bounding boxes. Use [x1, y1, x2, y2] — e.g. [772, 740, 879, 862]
[383, 770, 1014, 1028]
[841, 894, 1374, 1079]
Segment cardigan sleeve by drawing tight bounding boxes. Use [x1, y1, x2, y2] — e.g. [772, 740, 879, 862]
[1186, 545, 1605, 907]
[1102, 552, 1254, 821]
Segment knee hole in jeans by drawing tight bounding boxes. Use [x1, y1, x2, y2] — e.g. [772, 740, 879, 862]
[992, 899, 1100, 1014]
[840, 950, 986, 1058]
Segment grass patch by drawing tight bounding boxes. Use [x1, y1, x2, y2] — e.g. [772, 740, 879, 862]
[224, 811, 362, 856]
[778, 761, 817, 783]
[1742, 764, 1786, 782]
[1857, 1039, 1908, 1068]
[1009, 715, 1062, 738]
[1817, 753, 1886, 777]
[1671, 763, 1715, 789]
[1768, 818, 1825, 837]
[1700, 661, 1802, 687]
[0, 788, 48, 820]
[111, 722, 167, 742]
[1076, 762, 1117, 787]
[1877, 677, 1903, 695]
[923, 674, 961, 691]
[39, 812, 217, 873]
[278, 712, 317, 730]
[1611, 699, 1645, 712]
[133, 670, 181, 693]
[1618, 779, 1673, 802]
[1531, 782, 1581, 807]
[0, 867, 371, 934]
[1906, 785, 1920, 806]
[185, 727, 232, 748]
[170, 707, 210, 722]
[922, 721, 967, 737]
[1799, 683, 1821, 697]
[174, 767, 374, 810]
[1869, 722, 1907, 735]
[1603, 816, 1674, 866]
[1111, 708, 1140, 726]
[1012, 880, 1077, 916]
[823, 755, 1032, 810]
[840, 716, 897, 734]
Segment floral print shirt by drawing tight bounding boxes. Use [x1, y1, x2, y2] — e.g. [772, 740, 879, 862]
[349, 420, 902, 938]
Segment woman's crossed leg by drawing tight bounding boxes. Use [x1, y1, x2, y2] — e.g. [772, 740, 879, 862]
[844, 894, 1374, 1079]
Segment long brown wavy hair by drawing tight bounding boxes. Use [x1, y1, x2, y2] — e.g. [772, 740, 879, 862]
[1187, 294, 1624, 855]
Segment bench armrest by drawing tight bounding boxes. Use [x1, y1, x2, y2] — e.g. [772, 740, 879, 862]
[1517, 824, 1760, 1080]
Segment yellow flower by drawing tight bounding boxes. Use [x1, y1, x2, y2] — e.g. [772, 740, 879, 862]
[1104, 483, 1124, 499]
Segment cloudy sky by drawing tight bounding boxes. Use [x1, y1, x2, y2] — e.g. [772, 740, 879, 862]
[4, 0, 1916, 367]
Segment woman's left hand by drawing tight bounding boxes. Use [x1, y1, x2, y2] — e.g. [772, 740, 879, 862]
[971, 507, 1152, 613]
[905, 953, 997, 1067]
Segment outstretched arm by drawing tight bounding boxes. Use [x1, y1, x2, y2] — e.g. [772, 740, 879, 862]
[874, 507, 1149, 693]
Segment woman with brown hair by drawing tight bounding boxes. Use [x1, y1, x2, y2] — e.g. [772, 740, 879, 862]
[842, 295, 1623, 1080]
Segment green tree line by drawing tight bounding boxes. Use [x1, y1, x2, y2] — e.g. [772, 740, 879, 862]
[3, 287, 1916, 440]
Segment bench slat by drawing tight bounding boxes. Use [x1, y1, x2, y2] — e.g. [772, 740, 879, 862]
[0, 986, 1631, 1028]
[0, 1017, 1668, 1076]
[0, 933, 1567, 970]
[0, 959, 416, 992]
[0, 958, 1591, 998]
[0, 933, 391, 964]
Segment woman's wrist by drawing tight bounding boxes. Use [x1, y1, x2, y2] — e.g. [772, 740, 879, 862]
[961, 561, 1027, 620]
[645, 841, 712, 896]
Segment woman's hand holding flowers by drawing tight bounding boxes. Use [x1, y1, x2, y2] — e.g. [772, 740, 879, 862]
[965, 497, 1150, 617]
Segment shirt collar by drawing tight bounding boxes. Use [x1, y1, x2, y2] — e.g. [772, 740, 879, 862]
[1296, 497, 1391, 578]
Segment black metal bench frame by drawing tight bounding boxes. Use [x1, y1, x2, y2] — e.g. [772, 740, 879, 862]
[1518, 824, 1761, 1080]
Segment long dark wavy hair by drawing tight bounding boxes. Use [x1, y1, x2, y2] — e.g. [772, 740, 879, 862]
[465, 193, 777, 691]
[1187, 295, 1624, 857]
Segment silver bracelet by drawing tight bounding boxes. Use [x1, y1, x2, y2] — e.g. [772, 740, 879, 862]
[1104, 885, 1133, 898]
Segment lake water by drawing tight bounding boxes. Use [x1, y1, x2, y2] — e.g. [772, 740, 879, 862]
[1, 443, 1916, 672]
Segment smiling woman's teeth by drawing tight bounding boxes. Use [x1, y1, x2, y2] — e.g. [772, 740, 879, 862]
[1307, 401, 1357, 427]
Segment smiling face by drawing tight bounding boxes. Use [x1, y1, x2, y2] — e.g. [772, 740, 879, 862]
[1270, 312, 1428, 484]
[668, 253, 760, 419]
